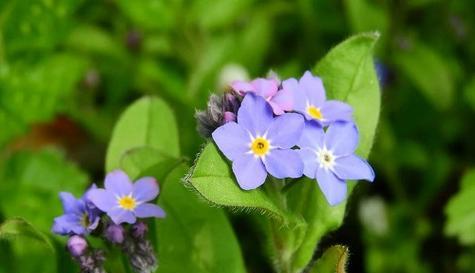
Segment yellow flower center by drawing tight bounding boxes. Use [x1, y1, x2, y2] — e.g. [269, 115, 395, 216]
[80, 213, 90, 228]
[118, 195, 137, 211]
[307, 105, 323, 120]
[251, 137, 270, 157]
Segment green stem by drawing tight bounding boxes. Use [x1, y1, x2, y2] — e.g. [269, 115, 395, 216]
[121, 254, 132, 273]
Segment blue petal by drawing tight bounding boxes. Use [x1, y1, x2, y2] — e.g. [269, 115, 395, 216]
[324, 121, 359, 156]
[298, 121, 324, 150]
[59, 192, 80, 214]
[134, 203, 166, 218]
[212, 122, 250, 161]
[316, 167, 347, 206]
[333, 155, 375, 182]
[300, 71, 326, 106]
[297, 148, 318, 178]
[108, 207, 136, 225]
[237, 93, 273, 136]
[133, 177, 159, 202]
[105, 170, 133, 196]
[88, 188, 116, 213]
[321, 100, 353, 125]
[266, 113, 304, 149]
[232, 153, 267, 190]
[263, 149, 303, 179]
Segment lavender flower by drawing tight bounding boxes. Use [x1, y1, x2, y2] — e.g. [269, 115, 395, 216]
[212, 93, 304, 190]
[297, 121, 375, 205]
[52, 186, 101, 235]
[88, 170, 165, 225]
[231, 78, 293, 115]
[283, 71, 353, 126]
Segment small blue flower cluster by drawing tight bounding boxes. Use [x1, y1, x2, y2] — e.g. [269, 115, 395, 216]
[204, 71, 375, 205]
[52, 170, 164, 273]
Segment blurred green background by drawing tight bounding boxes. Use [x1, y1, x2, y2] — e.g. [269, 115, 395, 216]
[0, 0, 474, 272]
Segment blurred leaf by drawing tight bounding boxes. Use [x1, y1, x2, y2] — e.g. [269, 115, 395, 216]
[120, 146, 182, 181]
[1, 0, 80, 57]
[187, 142, 289, 222]
[106, 96, 180, 172]
[154, 163, 247, 273]
[115, 0, 176, 31]
[309, 245, 349, 273]
[0, 217, 54, 252]
[290, 32, 381, 271]
[191, 0, 253, 30]
[463, 76, 475, 111]
[0, 54, 87, 146]
[343, 0, 389, 34]
[445, 169, 475, 245]
[393, 41, 454, 110]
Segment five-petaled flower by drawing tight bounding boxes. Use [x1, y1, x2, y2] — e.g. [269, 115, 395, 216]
[52, 185, 101, 235]
[88, 170, 165, 225]
[231, 78, 293, 115]
[282, 71, 353, 125]
[212, 93, 304, 190]
[297, 121, 375, 205]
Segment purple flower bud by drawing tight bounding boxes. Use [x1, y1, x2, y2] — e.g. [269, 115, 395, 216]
[105, 224, 125, 244]
[132, 222, 148, 239]
[68, 235, 88, 257]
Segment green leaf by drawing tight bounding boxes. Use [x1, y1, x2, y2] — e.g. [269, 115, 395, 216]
[120, 146, 183, 181]
[115, 0, 176, 31]
[445, 169, 475, 245]
[153, 163, 247, 273]
[393, 40, 454, 110]
[0, 217, 54, 252]
[309, 245, 349, 273]
[106, 96, 180, 172]
[187, 142, 289, 222]
[289, 32, 381, 271]
[314, 32, 381, 157]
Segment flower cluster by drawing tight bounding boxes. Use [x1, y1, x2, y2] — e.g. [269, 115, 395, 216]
[52, 170, 165, 273]
[200, 71, 375, 205]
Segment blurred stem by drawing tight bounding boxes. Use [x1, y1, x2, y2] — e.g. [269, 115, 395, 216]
[121, 254, 132, 273]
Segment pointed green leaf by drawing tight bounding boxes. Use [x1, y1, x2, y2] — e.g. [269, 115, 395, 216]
[106, 96, 180, 172]
[0, 217, 54, 252]
[290, 32, 381, 271]
[187, 142, 289, 222]
[310, 245, 349, 273]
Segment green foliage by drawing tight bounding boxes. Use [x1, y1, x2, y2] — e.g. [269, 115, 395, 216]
[155, 163, 247, 273]
[310, 245, 349, 273]
[0, 217, 54, 252]
[393, 41, 455, 110]
[445, 169, 475, 245]
[106, 96, 180, 172]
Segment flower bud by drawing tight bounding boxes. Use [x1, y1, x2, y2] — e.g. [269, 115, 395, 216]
[105, 224, 125, 244]
[68, 235, 88, 257]
[132, 222, 148, 239]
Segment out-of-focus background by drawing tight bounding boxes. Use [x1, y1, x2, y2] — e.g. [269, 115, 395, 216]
[0, 0, 474, 272]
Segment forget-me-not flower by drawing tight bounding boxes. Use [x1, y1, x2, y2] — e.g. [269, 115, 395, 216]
[52, 185, 101, 235]
[88, 170, 165, 225]
[297, 121, 375, 205]
[212, 93, 304, 190]
[282, 71, 353, 126]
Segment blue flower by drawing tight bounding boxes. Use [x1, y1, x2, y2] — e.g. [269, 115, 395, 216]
[88, 170, 166, 225]
[282, 71, 353, 126]
[212, 93, 304, 190]
[297, 121, 375, 205]
[52, 185, 101, 235]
